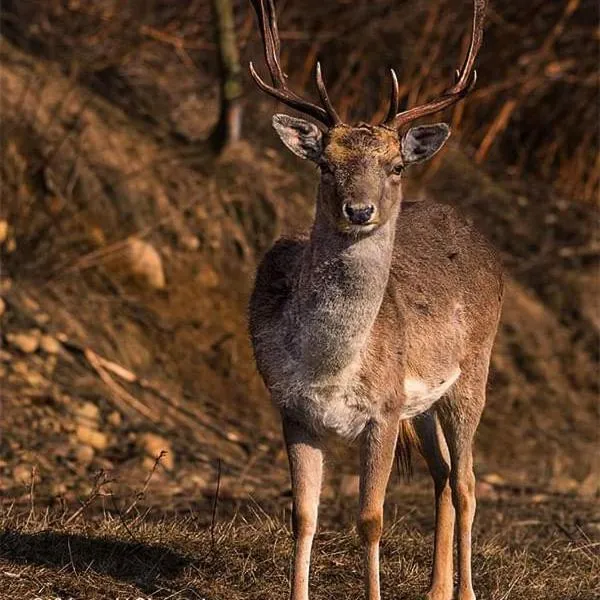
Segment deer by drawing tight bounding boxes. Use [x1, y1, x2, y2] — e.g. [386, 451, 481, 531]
[248, 1, 503, 599]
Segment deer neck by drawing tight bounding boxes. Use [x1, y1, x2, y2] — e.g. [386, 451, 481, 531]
[291, 200, 400, 383]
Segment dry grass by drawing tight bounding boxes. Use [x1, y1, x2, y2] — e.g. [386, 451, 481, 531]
[1, 491, 598, 600]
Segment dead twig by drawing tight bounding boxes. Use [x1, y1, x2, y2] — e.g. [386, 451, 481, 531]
[210, 459, 222, 554]
[64, 470, 114, 526]
[125, 451, 167, 516]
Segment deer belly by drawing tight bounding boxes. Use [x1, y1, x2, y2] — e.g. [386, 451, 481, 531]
[400, 368, 461, 419]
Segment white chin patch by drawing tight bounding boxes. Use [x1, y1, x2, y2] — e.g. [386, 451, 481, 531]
[346, 223, 378, 235]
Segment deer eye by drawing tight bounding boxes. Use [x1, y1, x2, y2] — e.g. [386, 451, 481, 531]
[391, 162, 404, 176]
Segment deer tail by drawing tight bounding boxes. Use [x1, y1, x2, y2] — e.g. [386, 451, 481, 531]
[396, 418, 419, 480]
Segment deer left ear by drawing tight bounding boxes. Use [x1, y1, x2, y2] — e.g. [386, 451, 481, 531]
[401, 123, 451, 165]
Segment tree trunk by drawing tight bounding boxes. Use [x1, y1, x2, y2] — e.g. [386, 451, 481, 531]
[210, 0, 243, 151]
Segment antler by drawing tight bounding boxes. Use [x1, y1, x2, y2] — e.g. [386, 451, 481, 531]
[383, 0, 487, 129]
[249, 0, 341, 128]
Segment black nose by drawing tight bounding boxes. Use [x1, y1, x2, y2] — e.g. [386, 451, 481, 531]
[343, 203, 375, 225]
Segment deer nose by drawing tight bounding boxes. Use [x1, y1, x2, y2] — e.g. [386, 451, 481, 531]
[343, 203, 375, 225]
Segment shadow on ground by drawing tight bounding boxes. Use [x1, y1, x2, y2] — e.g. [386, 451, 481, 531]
[0, 528, 190, 592]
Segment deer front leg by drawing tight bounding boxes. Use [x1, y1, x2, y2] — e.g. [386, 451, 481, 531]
[358, 417, 399, 600]
[282, 415, 323, 600]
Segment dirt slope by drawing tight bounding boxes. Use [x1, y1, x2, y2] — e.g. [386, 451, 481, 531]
[0, 35, 598, 516]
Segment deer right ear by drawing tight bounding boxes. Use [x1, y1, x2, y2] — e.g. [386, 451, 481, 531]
[272, 114, 323, 161]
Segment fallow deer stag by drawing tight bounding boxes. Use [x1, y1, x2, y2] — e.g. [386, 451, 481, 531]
[248, 1, 503, 599]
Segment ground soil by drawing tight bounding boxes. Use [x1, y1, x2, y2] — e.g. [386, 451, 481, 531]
[0, 17, 598, 599]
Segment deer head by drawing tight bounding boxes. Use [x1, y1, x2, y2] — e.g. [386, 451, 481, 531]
[250, 0, 486, 234]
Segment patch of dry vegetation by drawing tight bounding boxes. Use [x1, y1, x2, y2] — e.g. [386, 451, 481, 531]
[1, 491, 598, 600]
[0, 2, 598, 598]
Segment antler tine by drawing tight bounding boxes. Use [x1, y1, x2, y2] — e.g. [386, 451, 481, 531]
[383, 0, 487, 129]
[316, 62, 342, 125]
[249, 0, 340, 128]
[383, 68, 400, 124]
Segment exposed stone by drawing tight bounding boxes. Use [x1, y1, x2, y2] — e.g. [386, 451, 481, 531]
[198, 265, 219, 288]
[0, 220, 7, 244]
[12, 360, 29, 375]
[39, 334, 62, 354]
[107, 410, 122, 427]
[34, 313, 50, 325]
[13, 464, 39, 485]
[75, 444, 95, 465]
[139, 432, 174, 470]
[51, 482, 68, 496]
[180, 233, 200, 251]
[123, 238, 166, 289]
[74, 401, 100, 426]
[25, 370, 47, 388]
[0, 297, 5, 317]
[551, 475, 579, 494]
[475, 481, 498, 500]
[75, 425, 108, 451]
[481, 472, 506, 486]
[6, 329, 41, 353]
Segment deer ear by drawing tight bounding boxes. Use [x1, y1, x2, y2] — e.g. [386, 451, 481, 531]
[272, 114, 323, 161]
[401, 123, 451, 165]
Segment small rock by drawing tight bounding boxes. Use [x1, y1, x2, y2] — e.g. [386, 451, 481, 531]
[124, 238, 166, 289]
[44, 355, 58, 375]
[107, 411, 122, 427]
[476, 481, 498, 500]
[551, 475, 579, 494]
[139, 433, 174, 470]
[22, 296, 40, 312]
[5, 237, 16, 253]
[6, 329, 41, 354]
[198, 265, 219, 289]
[13, 464, 39, 485]
[179, 234, 200, 251]
[0, 350, 11, 362]
[75, 444, 95, 465]
[0, 297, 5, 317]
[189, 473, 208, 488]
[339, 474, 360, 497]
[76, 425, 108, 451]
[51, 482, 68, 496]
[12, 360, 29, 375]
[25, 370, 47, 388]
[0, 220, 7, 244]
[34, 313, 50, 325]
[39, 334, 62, 354]
[89, 226, 106, 246]
[482, 472, 506, 486]
[74, 402, 100, 426]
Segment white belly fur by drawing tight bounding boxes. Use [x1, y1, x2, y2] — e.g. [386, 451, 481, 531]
[400, 368, 461, 419]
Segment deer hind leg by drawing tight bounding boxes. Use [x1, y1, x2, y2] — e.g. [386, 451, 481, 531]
[282, 416, 324, 600]
[358, 417, 399, 600]
[414, 410, 455, 600]
[437, 361, 488, 600]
